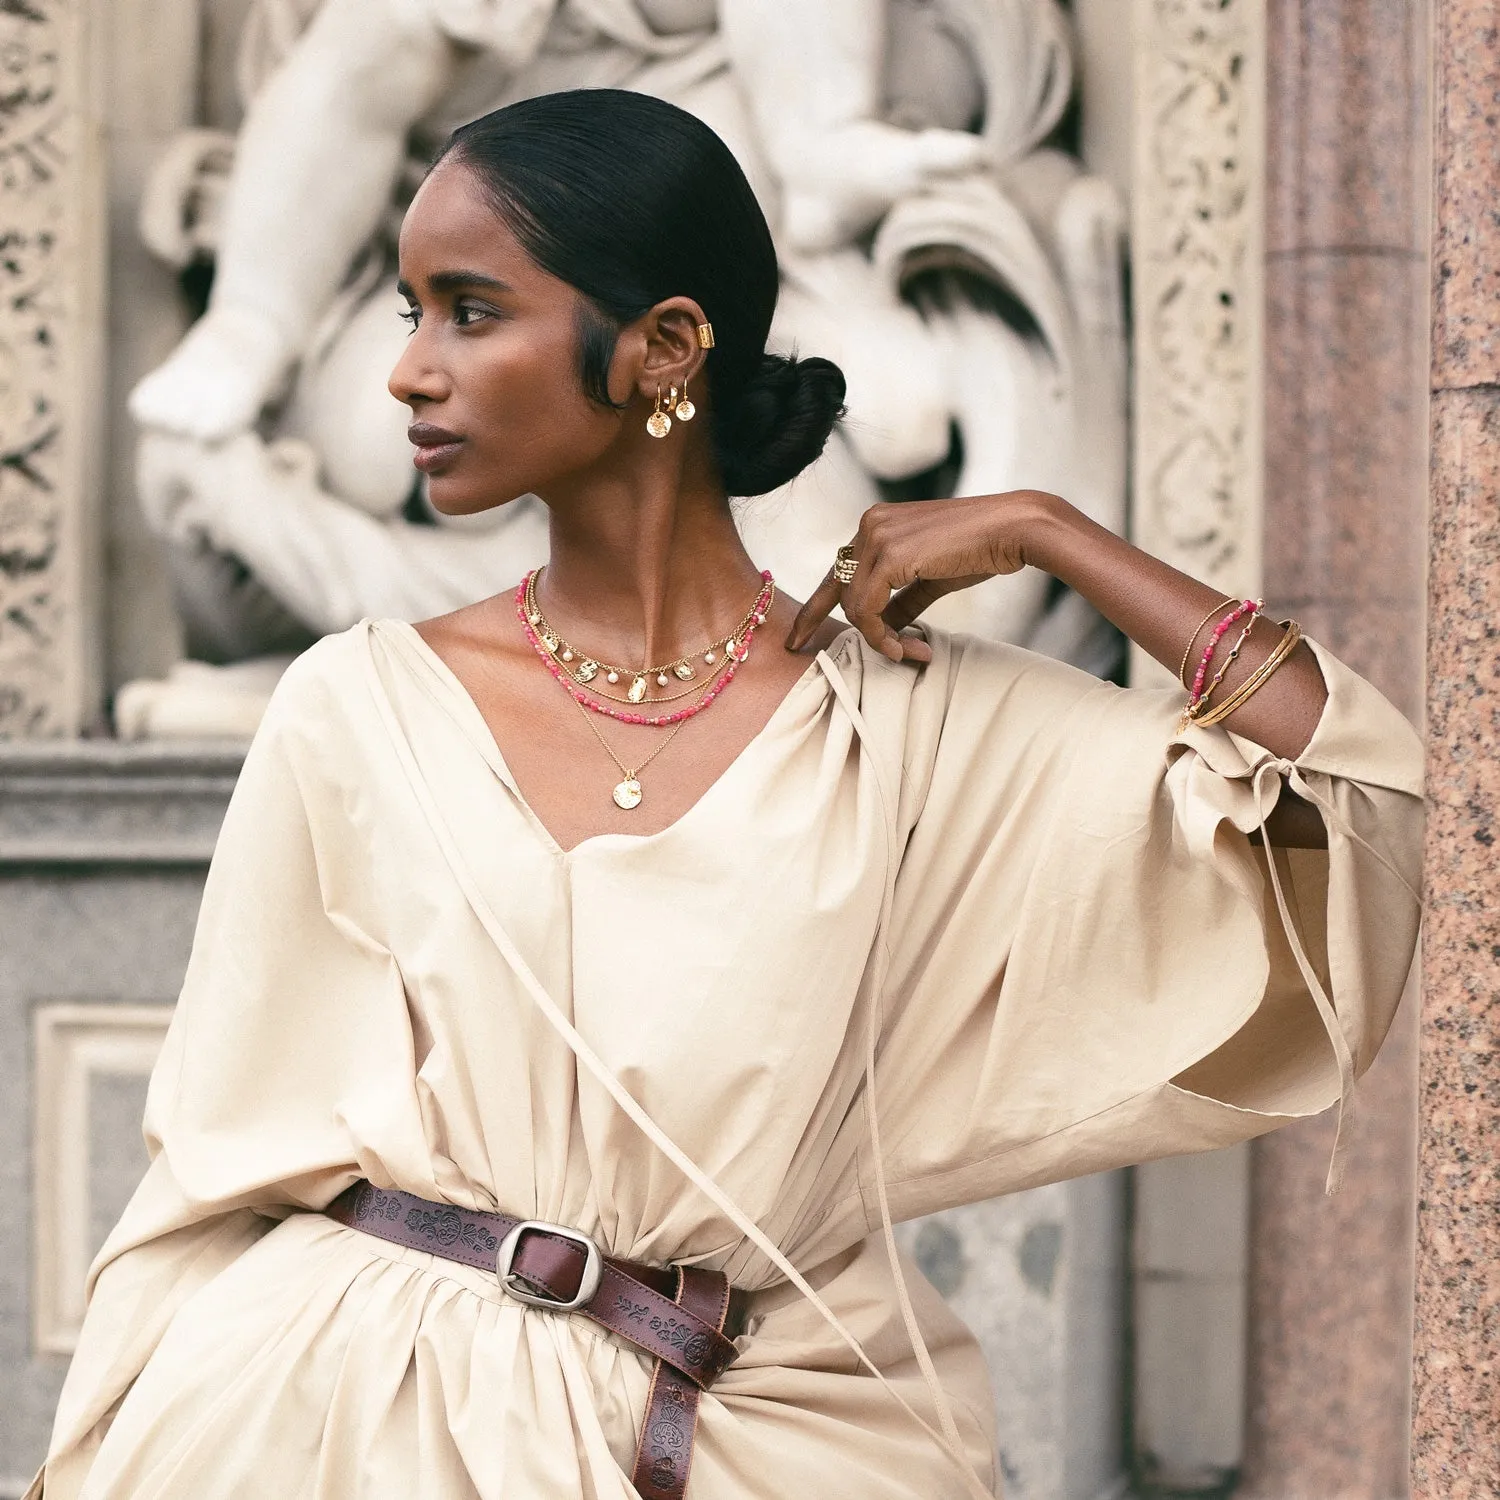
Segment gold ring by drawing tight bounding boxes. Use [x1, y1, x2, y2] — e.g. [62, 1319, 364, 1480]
[833, 545, 859, 585]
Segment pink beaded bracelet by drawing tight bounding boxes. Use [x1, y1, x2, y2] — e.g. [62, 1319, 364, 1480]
[1188, 599, 1261, 706]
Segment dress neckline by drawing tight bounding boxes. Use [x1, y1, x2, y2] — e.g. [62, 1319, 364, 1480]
[375, 617, 856, 857]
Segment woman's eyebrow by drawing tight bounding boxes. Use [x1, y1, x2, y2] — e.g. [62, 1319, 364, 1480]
[397, 271, 514, 298]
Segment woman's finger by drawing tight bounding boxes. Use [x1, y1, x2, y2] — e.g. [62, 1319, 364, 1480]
[843, 547, 918, 662]
[893, 629, 934, 664]
[787, 526, 940, 663]
[785, 565, 846, 650]
[840, 570, 897, 660]
[884, 576, 956, 632]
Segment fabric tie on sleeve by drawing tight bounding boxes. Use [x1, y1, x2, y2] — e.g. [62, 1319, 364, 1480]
[1248, 756, 1422, 1194]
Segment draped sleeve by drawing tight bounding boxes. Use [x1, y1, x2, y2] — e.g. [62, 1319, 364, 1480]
[32, 643, 415, 1499]
[863, 629, 1424, 1225]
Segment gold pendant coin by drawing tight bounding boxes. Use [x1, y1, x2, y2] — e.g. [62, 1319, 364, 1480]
[674, 399, 696, 421]
[613, 778, 643, 810]
[646, 411, 672, 439]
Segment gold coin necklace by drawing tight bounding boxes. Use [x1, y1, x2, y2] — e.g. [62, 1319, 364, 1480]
[571, 706, 687, 811]
[522, 567, 774, 706]
[514, 569, 776, 810]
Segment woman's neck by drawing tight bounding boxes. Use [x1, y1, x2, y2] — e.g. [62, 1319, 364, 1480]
[534, 448, 766, 669]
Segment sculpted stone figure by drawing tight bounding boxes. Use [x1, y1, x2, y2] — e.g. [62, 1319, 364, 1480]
[119, 0, 1125, 737]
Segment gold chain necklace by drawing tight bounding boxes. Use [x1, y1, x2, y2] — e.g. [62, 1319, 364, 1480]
[524, 568, 773, 706]
[570, 698, 689, 810]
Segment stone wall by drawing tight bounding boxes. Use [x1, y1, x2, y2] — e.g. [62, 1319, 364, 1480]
[1241, 2, 1431, 1494]
[0, 744, 240, 1496]
[1413, 0, 1500, 1489]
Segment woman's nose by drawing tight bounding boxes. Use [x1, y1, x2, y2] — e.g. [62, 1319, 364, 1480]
[388, 330, 450, 407]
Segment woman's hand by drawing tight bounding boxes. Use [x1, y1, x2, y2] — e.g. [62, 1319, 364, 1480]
[785, 491, 1057, 663]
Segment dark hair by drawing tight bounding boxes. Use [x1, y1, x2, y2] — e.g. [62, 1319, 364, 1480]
[439, 89, 846, 497]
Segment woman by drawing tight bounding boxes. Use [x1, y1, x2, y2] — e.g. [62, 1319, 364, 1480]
[34, 90, 1423, 1500]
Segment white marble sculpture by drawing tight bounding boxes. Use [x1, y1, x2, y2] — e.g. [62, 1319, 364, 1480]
[120, 0, 1125, 738]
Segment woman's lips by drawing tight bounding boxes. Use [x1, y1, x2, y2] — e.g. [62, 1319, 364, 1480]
[411, 439, 463, 474]
[408, 423, 464, 474]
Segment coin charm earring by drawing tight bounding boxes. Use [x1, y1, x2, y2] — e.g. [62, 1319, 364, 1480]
[674, 376, 696, 422]
[646, 386, 673, 439]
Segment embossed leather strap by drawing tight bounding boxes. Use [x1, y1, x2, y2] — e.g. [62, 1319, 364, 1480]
[631, 1265, 731, 1500]
[324, 1184, 738, 1431]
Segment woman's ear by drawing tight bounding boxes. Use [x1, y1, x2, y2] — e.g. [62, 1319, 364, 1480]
[636, 296, 710, 398]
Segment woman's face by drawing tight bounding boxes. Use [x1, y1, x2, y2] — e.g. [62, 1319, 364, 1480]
[389, 157, 628, 515]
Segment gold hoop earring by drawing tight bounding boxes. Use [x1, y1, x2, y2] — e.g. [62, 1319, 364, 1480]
[674, 376, 696, 422]
[646, 385, 672, 439]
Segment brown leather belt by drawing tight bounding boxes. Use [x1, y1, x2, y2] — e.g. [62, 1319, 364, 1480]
[324, 1182, 740, 1499]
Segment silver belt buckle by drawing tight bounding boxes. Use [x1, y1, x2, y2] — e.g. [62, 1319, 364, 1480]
[495, 1219, 604, 1312]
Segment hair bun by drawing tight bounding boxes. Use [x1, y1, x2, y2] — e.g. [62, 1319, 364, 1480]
[710, 353, 847, 497]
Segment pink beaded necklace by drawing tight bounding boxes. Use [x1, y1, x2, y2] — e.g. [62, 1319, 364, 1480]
[515, 570, 774, 728]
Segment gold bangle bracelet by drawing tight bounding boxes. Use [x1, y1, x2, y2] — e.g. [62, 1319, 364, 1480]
[1191, 621, 1303, 727]
[1178, 597, 1237, 689]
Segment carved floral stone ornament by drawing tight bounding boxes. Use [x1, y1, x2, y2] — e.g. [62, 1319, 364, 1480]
[1132, 0, 1265, 594]
[0, 0, 103, 738]
[102, 0, 1129, 738]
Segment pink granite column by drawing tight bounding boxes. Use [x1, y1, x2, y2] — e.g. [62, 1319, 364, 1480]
[1413, 1, 1500, 1492]
[1239, 1, 1430, 1494]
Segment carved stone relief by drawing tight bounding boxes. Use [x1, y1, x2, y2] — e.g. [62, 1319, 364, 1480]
[0, 0, 106, 737]
[112, 0, 1129, 735]
[0, 2, 1269, 726]
[1131, 0, 1265, 685]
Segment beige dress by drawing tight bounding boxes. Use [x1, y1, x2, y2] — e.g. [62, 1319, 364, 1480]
[32, 621, 1423, 1499]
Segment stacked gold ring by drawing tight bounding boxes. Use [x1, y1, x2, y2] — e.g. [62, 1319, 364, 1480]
[833, 545, 859, 585]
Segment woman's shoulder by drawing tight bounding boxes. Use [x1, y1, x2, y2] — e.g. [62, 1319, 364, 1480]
[252, 622, 391, 745]
[271, 620, 403, 699]
[841, 620, 1118, 720]
[826, 623, 1123, 816]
